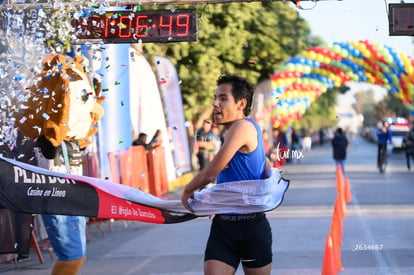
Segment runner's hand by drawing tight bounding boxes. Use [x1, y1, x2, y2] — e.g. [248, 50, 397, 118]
[181, 189, 194, 213]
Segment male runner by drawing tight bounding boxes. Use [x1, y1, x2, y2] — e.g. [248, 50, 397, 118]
[181, 75, 272, 275]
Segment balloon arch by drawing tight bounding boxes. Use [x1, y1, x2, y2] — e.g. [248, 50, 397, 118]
[268, 40, 414, 131]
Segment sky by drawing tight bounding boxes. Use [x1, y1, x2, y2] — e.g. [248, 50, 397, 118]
[295, 0, 414, 57]
[293, 0, 412, 105]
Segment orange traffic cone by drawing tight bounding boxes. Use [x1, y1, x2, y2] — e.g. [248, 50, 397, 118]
[331, 212, 342, 246]
[322, 235, 337, 275]
[344, 178, 352, 203]
[335, 195, 347, 219]
[331, 232, 344, 271]
[336, 168, 344, 191]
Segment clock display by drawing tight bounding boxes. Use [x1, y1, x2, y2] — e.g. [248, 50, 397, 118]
[73, 9, 197, 44]
[389, 3, 414, 36]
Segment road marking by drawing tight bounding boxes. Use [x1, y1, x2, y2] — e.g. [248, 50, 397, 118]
[268, 204, 414, 218]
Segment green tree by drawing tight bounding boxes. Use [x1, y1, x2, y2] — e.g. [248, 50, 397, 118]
[374, 93, 410, 120]
[352, 89, 378, 126]
[298, 87, 340, 130]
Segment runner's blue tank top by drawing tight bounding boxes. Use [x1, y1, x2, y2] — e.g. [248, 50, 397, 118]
[217, 118, 266, 184]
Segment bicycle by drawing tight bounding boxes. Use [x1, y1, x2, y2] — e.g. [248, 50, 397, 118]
[378, 143, 388, 173]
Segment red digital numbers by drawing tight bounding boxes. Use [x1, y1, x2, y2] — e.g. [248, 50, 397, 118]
[74, 9, 197, 43]
[176, 15, 190, 36]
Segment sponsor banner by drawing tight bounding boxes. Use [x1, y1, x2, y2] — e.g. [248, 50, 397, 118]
[0, 156, 195, 224]
[0, 156, 289, 224]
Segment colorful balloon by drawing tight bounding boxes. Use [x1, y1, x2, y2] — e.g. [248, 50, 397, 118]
[270, 40, 414, 129]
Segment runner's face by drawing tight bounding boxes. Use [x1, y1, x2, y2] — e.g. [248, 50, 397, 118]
[212, 83, 245, 126]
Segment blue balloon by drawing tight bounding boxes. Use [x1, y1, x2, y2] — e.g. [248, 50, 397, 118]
[385, 46, 405, 72]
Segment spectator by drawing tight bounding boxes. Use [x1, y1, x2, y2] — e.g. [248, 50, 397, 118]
[290, 128, 301, 163]
[402, 123, 414, 170]
[271, 128, 288, 166]
[302, 129, 312, 152]
[209, 124, 222, 161]
[149, 129, 163, 149]
[262, 129, 271, 159]
[377, 121, 392, 168]
[194, 119, 214, 170]
[132, 133, 151, 150]
[319, 128, 325, 145]
[331, 127, 349, 174]
[290, 128, 300, 151]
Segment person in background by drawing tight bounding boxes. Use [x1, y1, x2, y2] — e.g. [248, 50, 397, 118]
[331, 127, 349, 174]
[209, 124, 222, 161]
[290, 128, 300, 151]
[181, 75, 273, 275]
[194, 120, 214, 170]
[290, 128, 301, 163]
[319, 128, 325, 145]
[402, 123, 414, 170]
[262, 129, 271, 160]
[302, 129, 312, 152]
[132, 132, 151, 150]
[376, 121, 392, 168]
[149, 129, 163, 149]
[271, 128, 288, 167]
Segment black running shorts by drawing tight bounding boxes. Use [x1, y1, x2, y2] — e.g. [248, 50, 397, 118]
[204, 213, 272, 269]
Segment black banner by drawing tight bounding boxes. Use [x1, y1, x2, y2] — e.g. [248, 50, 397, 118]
[0, 156, 196, 224]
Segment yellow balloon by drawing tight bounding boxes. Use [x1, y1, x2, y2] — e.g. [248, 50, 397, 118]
[308, 51, 317, 60]
[316, 53, 324, 63]
[323, 56, 331, 64]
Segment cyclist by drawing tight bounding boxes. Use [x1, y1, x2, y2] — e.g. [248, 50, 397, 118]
[402, 123, 414, 170]
[377, 121, 392, 169]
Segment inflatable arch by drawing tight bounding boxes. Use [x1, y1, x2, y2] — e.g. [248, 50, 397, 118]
[270, 40, 414, 130]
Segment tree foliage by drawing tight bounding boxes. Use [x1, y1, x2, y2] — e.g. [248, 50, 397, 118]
[375, 93, 410, 120]
[297, 87, 339, 130]
[142, 2, 315, 121]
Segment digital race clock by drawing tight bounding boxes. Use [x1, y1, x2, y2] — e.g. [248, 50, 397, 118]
[73, 9, 197, 44]
[389, 3, 414, 36]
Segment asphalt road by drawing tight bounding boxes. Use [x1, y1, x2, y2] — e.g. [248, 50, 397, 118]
[1, 136, 413, 275]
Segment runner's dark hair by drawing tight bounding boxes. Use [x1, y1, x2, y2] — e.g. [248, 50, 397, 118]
[216, 75, 254, 116]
